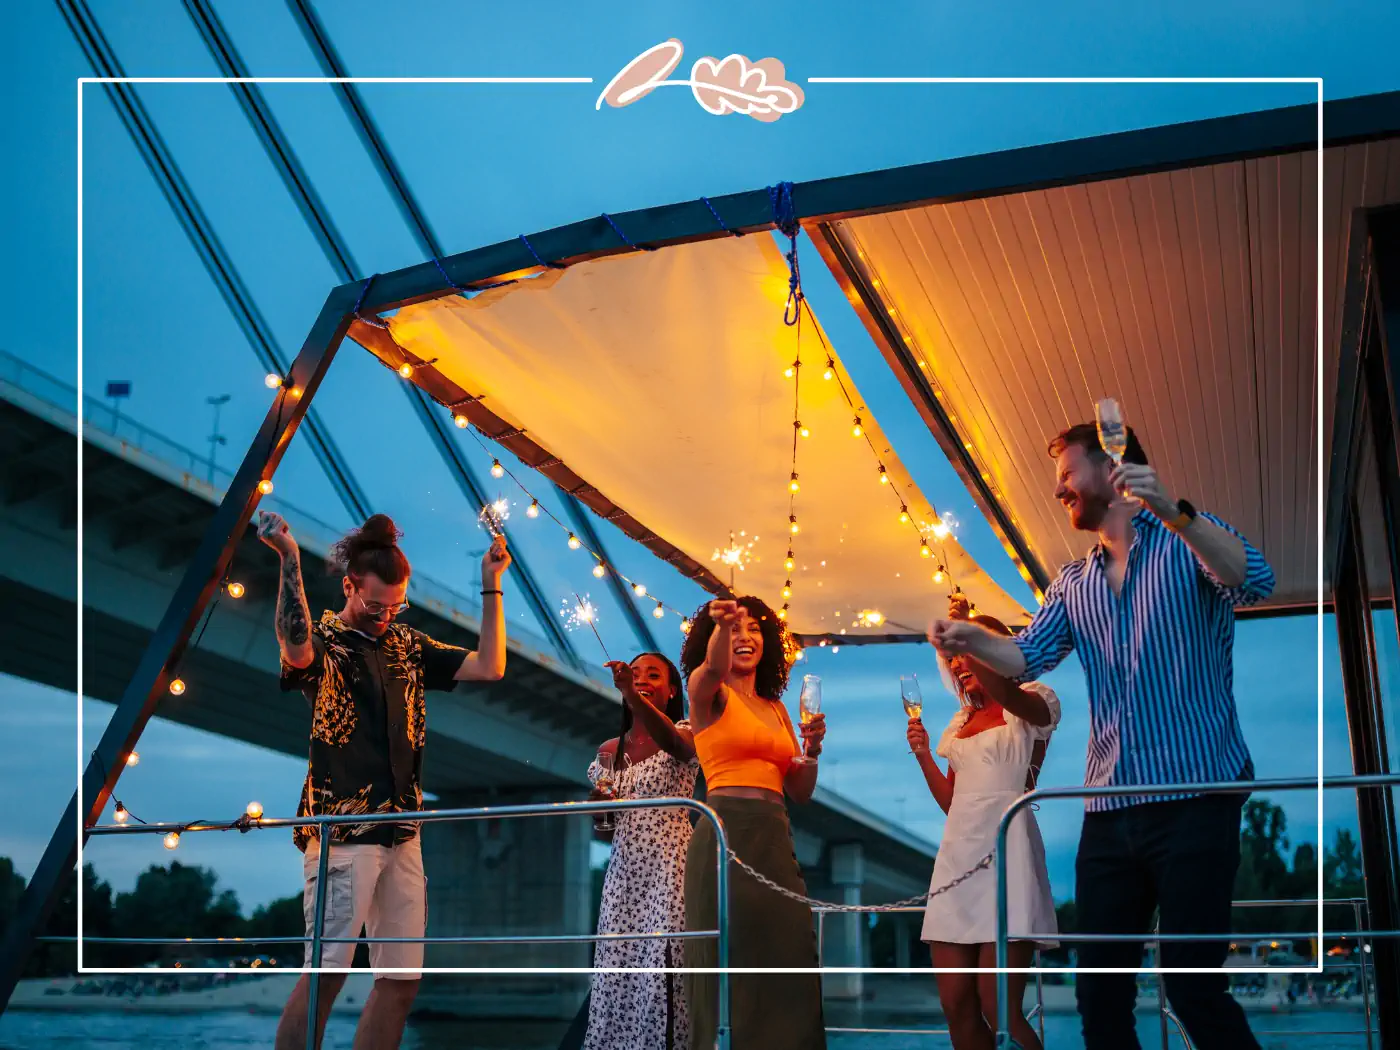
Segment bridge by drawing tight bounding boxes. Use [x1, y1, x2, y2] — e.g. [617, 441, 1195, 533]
[0, 348, 936, 1011]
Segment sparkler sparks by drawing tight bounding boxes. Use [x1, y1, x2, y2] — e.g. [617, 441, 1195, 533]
[560, 595, 599, 631]
[478, 499, 510, 537]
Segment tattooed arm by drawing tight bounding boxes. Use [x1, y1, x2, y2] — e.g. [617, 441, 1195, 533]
[258, 511, 315, 669]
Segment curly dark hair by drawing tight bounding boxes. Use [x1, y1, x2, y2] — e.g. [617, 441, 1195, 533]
[329, 513, 411, 585]
[1048, 422, 1149, 466]
[679, 596, 793, 701]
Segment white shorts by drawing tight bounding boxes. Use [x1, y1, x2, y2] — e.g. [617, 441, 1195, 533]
[302, 836, 426, 978]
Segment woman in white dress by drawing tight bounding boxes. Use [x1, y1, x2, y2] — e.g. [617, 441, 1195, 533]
[910, 595, 1059, 1050]
[585, 652, 699, 1050]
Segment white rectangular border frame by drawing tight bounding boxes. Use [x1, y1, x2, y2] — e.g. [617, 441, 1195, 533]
[77, 75, 1324, 977]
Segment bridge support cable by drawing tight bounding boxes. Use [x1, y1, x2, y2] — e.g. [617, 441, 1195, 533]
[184, 0, 586, 663]
[0, 283, 361, 1010]
[57, 0, 372, 523]
[284, 0, 651, 657]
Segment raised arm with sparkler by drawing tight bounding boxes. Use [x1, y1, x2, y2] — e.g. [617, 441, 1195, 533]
[454, 534, 511, 680]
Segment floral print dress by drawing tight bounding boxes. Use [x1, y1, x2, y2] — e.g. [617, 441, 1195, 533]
[585, 730, 699, 1050]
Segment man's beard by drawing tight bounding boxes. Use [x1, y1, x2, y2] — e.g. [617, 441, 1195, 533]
[1074, 490, 1114, 531]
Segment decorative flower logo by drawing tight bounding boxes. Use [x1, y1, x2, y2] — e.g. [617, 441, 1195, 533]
[597, 39, 804, 123]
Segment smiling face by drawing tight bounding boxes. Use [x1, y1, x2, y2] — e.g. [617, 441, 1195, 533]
[730, 610, 764, 674]
[1053, 443, 1117, 532]
[630, 654, 675, 710]
[341, 572, 409, 637]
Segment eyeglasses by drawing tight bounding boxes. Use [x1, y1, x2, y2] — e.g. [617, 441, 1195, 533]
[357, 594, 410, 619]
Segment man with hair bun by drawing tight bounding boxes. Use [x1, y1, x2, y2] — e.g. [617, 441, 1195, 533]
[257, 510, 511, 1050]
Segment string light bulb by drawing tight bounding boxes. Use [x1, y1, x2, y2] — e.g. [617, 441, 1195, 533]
[933, 567, 946, 584]
[126, 751, 140, 767]
[920, 539, 932, 558]
[526, 500, 540, 518]
[454, 414, 469, 429]
[798, 422, 810, 439]
[567, 534, 581, 550]
[789, 515, 800, 535]
[168, 678, 186, 696]
[785, 551, 796, 571]
[633, 583, 647, 597]
[851, 417, 863, 438]
[163, 831, 180, 850]
[398, 363, 414, 379]
[680, 619, 692, 634]
[114, 803, 129, 824]
[823, 360, 834, 381]
[258, 480, 274, 495]
[490, 460, 505, 479]
[652, 602, 665, 619]
[245, 801, 264, 820]
[777, 606, 788, 621]
[878, 465, 889, 484]
[592, 562, 606, 579]
[782, 581, 792, 599]
[264, 373, 283, 389]
[225, 581, 245, 599]
[899, 505, 910, 523]
[783, 361, 799, 379]
[789, 473, 800, 493]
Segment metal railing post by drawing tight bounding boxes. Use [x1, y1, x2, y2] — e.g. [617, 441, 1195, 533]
[305, 836, 332, 1050]
[1358, 899, 1375, 1050]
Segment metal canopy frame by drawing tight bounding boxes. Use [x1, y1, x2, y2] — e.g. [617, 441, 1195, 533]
[1324, 203, 1400, 1044]
[7, 86, 1400, 1010]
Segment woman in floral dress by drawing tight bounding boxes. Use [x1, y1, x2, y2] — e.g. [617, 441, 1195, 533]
[585, 652, 699, 1050]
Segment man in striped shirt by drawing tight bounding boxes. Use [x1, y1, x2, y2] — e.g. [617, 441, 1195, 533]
[930, 422, 1274, 1050]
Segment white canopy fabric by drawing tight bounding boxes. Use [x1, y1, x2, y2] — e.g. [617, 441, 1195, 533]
[388, 234, 1031, 638]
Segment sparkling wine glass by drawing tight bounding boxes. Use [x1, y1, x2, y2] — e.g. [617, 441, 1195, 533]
[594, 751, 617, 832]
[1095, 397, 1138, 505]
[796, 675, 822, 763]
[901, 675, 923, 753]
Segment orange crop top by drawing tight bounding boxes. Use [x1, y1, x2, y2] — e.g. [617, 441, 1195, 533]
[693, 685, 801, 794]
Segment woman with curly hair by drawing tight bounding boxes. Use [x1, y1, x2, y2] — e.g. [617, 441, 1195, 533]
[680, 597, 828, 1050]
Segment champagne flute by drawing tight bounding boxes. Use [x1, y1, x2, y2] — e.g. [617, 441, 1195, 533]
[1095, 397, 1138, 505]
[796, 675, 822, 764]
[901, 675, 923, 754]
[593, 751, 616, 832]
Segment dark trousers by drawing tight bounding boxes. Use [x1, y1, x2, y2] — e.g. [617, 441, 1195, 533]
[1075, 794, 1260, 1050]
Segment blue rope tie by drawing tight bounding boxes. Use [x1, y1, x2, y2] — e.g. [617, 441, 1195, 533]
[352, 274, 390, 329]
[518, 234, 566, 269]
[768, 182, 803, 326]
[601, 212, 657, 252]
[700, 196, 744, 236]
[432, 256, 470, 293]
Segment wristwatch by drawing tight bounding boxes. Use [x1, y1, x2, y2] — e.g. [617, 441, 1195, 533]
[1166, 499, 1198, 534]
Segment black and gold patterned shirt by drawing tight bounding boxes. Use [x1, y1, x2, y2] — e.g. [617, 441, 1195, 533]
[280, 611, 468, 851]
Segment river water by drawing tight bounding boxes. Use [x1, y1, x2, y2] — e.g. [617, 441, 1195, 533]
[0, 1010, 1373, 1049]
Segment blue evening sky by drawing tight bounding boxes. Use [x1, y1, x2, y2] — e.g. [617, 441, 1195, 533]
[2, 0, 1399, 910]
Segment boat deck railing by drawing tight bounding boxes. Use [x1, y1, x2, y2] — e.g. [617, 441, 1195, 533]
[40, 773, 1400, 1049]
[74, 797, 731, 1050]
[993, 773, 1400, 1049]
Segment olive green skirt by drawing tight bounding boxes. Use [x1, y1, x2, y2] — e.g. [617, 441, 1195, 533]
[683, 795, 826, 1050]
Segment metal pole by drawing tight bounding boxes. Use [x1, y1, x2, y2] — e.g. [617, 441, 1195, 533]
[1358, 899, 1375, 1050]
[994, 803, 1011, 1047]
[715, 807, 731, 1050]
[1033, 949, 1045, 1049]
[816, 909, 825, 963]
[305, 837, 332, 1050]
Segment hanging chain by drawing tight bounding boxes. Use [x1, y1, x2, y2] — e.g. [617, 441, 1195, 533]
[723, 848, 994, 913]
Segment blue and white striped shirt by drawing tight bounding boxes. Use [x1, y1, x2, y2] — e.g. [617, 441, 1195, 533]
[1013, 508, 1275, 812]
